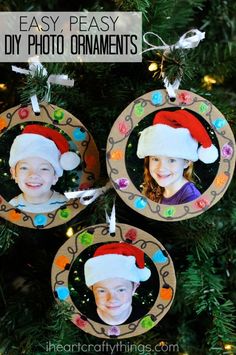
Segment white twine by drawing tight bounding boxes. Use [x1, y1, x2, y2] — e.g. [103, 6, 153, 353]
[65, 182, 116, 234]
[142, 29, 205, 98]
[105, 203, 116, 235]
[12, 56, 74, 113]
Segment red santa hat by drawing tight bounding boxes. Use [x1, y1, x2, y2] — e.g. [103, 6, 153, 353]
[9, 124, 80, 177]
[84, 242, 151, 287]
[137, 110, 218, 163]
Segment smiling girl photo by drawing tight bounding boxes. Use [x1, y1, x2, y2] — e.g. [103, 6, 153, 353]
[137, 109, 219, 205]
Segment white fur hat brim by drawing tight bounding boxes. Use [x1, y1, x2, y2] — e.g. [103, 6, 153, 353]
[84, 254, 151, 287]
[137, 124, 199, 161]
[9, 133, 63, 177]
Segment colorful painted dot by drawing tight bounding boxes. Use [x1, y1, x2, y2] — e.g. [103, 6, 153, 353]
[79, 231, 94, 246]
[141, 315, 155, 329]
[34, 214, 47, 226]
[118, 121, 129, 135]
[134, 102, 145, 117]
[199, 102, 209, 114]
[56, 286, 70, 301]
[59, 208, 71, 220]
[214, 173, 228, 188]
[178, 92, 192, 104]
[134, 197, 147, 209]
[221, 143, 233, 159]
[151, 91, 163, 105]
[107, 326, 120, 337]
[110, 150, 123, 160]
[8, 210, 21, 222]
[163, 206, 176, 217]
[0, 117, 7, 131]
[75, 315, 88, 328]
[212, 118, 227, 129]
[194, 198, 209, 210]
[18, 107, 29, 119]
[160, 286, 172, 301]
[53, 108, 64, 122]
[124, 228, 137, 241]
[115, 178, 129, 190]
[152, 250, 168, 263]
[73, 128, 86, 141]
[55, 255, 70, 269]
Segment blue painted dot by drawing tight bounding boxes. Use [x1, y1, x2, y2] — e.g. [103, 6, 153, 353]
[134, 197, 147, 209]
[151, 91, 163, 105]
[56, 286, 70, 301]
[73, 128, 86, 141]
[34, 214, 47, 226]
[152, 250, 168, 263]
[212, 118, 226, 129]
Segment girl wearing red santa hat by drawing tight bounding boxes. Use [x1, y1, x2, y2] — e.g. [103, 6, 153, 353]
[9, 124, 80, 213]
[84, 242, 151, 325]
[137, 110, 219, 205]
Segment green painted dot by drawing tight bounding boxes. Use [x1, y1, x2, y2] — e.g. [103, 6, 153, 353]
[79, 231, 94, 246]
[164, 206, 176, 218]
[53, 108, 65, 122]
[141, 316, 155, 329]
[199, 102, 208, 114]
[134, 103, 145, 117]
[59, 208, 71, 220]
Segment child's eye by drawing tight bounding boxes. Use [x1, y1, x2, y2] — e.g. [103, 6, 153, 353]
[118, 288, 126, 292]
[19, 166, 28, 170]
[97, 289, 106, 294]
[41, 168, 50, 171]
[169, 158, 176, 163]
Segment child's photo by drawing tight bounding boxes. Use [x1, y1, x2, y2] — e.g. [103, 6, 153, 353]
[84, 242, 151, 325]
[126, 109, 219, 205]
[8, 124, 81, 213]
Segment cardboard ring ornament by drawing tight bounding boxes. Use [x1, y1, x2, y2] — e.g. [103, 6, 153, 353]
[0, 102, 100, 229]
[51, 223, 176, 339]
[106, 89, 235, 221]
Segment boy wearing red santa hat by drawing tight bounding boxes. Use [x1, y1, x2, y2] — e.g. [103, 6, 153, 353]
[84, 242, 151, 325]
[9, 124, 80, 213]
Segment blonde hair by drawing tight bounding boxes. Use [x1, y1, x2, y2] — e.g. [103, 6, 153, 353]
[142, 157, 194, 203]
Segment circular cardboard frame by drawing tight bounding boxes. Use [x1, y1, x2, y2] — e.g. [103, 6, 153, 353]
[106, 89, 235, 221]
[51, 223, 176, 339]
[0, 102, 100, 229]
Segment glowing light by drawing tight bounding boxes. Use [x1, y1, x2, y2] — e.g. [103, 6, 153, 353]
[148, 62, 158, 71]
[66, 227, 74, 238]
[224, 344, 232, 350]
[0, 83, 7, 90]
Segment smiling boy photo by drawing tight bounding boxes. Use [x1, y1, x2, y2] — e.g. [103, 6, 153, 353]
[9, 124, 80, 213]
[84, 242, 151, 325]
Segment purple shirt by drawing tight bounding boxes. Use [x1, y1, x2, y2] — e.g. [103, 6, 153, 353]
[161, 182, 201, 205]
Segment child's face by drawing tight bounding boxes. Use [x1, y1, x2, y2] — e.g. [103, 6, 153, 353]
[11, 157, 58, 201]
[149, 156, 189, 188]
[92, 277, 138, 324]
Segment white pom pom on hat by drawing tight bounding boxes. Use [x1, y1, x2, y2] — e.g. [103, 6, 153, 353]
[9, 124, 80, 177]
[84, 242, 151, 287]
[137, 109, 219, 164]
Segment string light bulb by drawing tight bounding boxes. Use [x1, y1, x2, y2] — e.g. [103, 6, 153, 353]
[224, 344, 232, 350]
[148, 62, 158, 71]
[202, 74, 224, 90]
[66, 227, 74, 238]
[0, 83, 7, 90]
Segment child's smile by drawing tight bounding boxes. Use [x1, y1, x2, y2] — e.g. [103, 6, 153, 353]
[11, 157, 58, 203]
[149, 156, 189, 197]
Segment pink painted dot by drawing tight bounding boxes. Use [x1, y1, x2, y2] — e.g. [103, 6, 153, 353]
[18, 108, 29, 119]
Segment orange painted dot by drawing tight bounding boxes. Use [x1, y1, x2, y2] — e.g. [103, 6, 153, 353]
[214, 173, 228, 188]
[55, 255, 70, 269]
[160, 287, 172, 300]
[110, 150, 123, 160]
[8, 210, 21, 221]
[0, 117, 7, 131]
